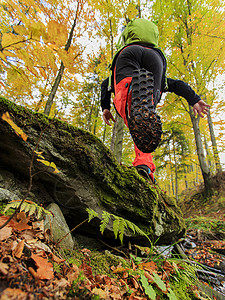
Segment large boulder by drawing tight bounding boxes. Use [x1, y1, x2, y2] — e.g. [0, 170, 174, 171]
[0, 97, 185, 245]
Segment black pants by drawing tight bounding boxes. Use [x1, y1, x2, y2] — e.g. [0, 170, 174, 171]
[115, 44, 164, 106]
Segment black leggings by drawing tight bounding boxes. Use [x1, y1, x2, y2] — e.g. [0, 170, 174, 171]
[115, 45, 164, 105]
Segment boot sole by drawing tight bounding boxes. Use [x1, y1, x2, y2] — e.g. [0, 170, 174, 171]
[128, 69, 162, 153]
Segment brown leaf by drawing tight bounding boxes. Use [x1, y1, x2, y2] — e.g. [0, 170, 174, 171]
[32, 220, 44, 231]
[29, 266, 39, 279]
[130, 276, 140, 289]
[0, 262, 9, 275]
[13, 212, 32, 231]
[31, 253, 54, 280]
[112, 266, 130, 274]
[144, 271, 154, 283]
[0, 215, 16, 228]
[49, 252, 65, 264]
[81, 263, 93, 281]
[17, 211, 28, 223]
[66, 264, 80, 284]
[0, 287, 27, 299]
[14, 240, 24, 258]
[138, 261, 158, 273]
[14, 222, 32, 231]
[0, 226, 12, 241]
[91, 288, 107, 299]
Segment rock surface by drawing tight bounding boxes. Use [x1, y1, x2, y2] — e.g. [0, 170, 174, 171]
[44, 203, 74, 250]
[0, 97, 185, 245]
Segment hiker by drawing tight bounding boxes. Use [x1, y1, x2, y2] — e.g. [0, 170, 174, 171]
[101, 18, 210, 182]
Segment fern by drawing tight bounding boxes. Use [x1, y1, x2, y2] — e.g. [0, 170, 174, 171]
[86, 208, 99, 222]
[112, 216, 120, 239]
[4, 200, 52, 218]
[100, 211, 111, 234]
[86, 208, 152, 245]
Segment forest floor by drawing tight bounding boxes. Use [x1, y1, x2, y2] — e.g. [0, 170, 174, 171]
[0, 173, 225, 300]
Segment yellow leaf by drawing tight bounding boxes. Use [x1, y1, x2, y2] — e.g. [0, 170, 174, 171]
[2, 50, 17, 58]
[39, 67, 47, 79]
[13, 25, 28, 36]
[36, 159, 60, 174]
[47, 20, 68, 47]
[2, 112, 28, 141]
[28, 21, 45, 39]
[0, 52, 7, 63]
[26, 65, 39, 77]
[1, 33, 25, 49]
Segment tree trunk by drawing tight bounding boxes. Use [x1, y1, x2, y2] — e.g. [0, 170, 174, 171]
[168, 145, 175, 196]
[204, 134, 212, 172]
[189, 105, 212, 196]
[44, 11, 79, 116]
[110, 113, 124, 163]
[113, 115, 124, 164]
[108, 17, 124, 162]
[44, 62, 65, 116]
[172, 135, 178, 203]
[207, 109, 222, 173]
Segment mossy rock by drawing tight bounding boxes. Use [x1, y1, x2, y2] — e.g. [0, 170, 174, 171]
[0, 97, 185, 245]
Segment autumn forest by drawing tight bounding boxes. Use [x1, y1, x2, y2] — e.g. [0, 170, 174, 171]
[1, 0, 225, 197]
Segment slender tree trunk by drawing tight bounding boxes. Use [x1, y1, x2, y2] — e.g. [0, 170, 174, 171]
[114, 116, 124, 164]
[184, 167, 188, 189]
[108, 16, 125, 162]
[44, 62, 65, 116]
[189, 105, 212, 196]
[168, 144, 175, 196]
[207, 109, 222, 173]
[87, 102, 94, 132]
[93, 107, 99, 135]
[204, 134, 212, 172]
[110, 113, 118, 153]
[44, 9, 79, 116]
[103, 123, 107, 143]
[110, 114, 124, 163]
[172, 135, 178, 203]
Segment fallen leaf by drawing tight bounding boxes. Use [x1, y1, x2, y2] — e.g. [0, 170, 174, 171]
[14, 222, 32, 231]
[32, 220, 44, 231]
[0, 262, 9, 275]
[2, 112, 28, 141]
[0, 287, 27, 300]
[138, 261, 158, 273]
[31, 253, 54, 280]
[92, 288, 107, 299]
[0, 215, 16, 228]
[17, 211, 29, 223]
[80, 263, 93, 281]
[144, 271, 154, 283]
[67, 264, 80, 284]
[49, 252, 65, 263]
[0, 226, 12, 241]
[112, 266, 130, 274]
[130, 276, 140, 289]
[14, 240, 24, 258]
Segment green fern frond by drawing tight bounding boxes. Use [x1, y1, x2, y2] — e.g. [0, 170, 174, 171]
[28, 204, 37, 216]
[86, 208, 99, 222]
[112, 216, 121, 239]
[85, 208, 152, 246]
[4, 200, 52, 219]
[4, 201, 20, 212]
[100, 211, 111, 234]
[118, 218, 127, 244]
